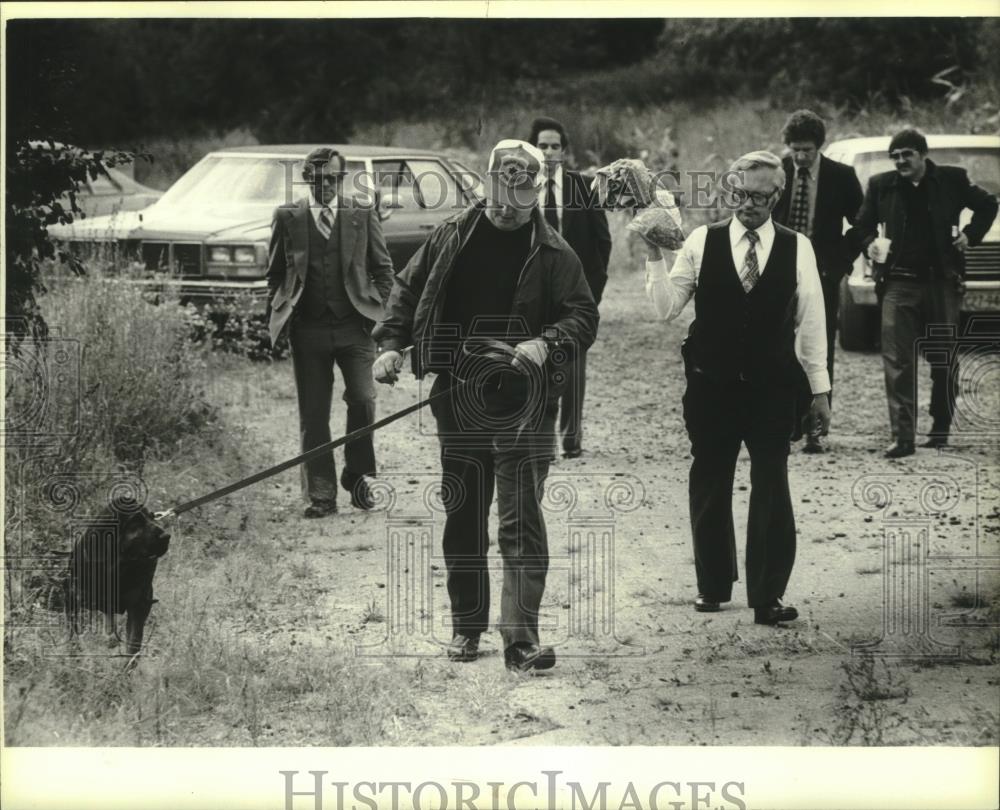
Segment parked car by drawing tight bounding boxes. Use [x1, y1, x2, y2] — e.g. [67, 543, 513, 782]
[69, 165, 163, 219]
[48, 144, 483, 310]
[823, 134, 1000, 350]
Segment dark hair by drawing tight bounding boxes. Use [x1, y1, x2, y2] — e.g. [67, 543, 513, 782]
[888, 128, 929, 155]
[781, 109, 826, 148]
[527, 116, 570, 151]
[302, 146, 346, 179]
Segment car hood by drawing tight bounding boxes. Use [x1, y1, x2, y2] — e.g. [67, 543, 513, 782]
[47, 205, 272, 243]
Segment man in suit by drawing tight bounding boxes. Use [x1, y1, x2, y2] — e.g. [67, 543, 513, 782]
[266, 146, 395, 517]
[847, 128, 998, 458]
[773, 109, 863, 454]
[643, 151, 831, 625]
[528, 116, 612, 459]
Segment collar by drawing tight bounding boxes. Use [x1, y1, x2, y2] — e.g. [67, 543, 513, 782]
[729, 215, 774, 248]
[796, 156, 819, 177]
[308, 191, 339, 210]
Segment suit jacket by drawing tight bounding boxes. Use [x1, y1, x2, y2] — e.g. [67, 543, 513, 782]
[559, 169, 612, 304]
[773, 153, 863, 283]
[265, 195, 395, 345]
[846, 158, 998, 283]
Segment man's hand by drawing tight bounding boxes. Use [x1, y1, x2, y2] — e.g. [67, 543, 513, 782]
[952, 230, 969, 253]
[511, 338, 549, 373]
[809, 393, 832, 437]
[373, 350, 404, 384]
[636, 229, 664, 262]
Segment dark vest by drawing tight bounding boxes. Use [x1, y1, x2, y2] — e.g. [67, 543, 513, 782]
[299, 210, 354, 321]
[684, 220, 799, 385]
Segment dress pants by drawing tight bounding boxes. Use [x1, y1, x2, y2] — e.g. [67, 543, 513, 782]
[430, 373, 556, 648]
[820, 273, 840, 400]
[558, 349, 587, 454]
[880, 278, 961, 442]
[682, 371, 797, 607]
[289, 314, 377, 504]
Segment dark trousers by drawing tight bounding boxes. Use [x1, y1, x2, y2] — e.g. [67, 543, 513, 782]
[820, 274, 840, 399]
[430, 374, 556, 648]
[289, 315, 376, 504]
[881, 278, 961, 442]
[558, 349, 586, 453]
[683, 372, 797, 607]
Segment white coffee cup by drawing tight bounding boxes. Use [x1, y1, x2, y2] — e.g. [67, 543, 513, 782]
[868, 236, 892, 264]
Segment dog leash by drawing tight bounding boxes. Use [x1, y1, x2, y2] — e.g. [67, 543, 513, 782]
[153, 339, 517, 522]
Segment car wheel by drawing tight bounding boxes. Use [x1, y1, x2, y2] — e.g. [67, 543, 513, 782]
[838, 277, 880, 352]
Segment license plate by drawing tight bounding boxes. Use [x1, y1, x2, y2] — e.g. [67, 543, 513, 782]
[964, 289, 1000, 312]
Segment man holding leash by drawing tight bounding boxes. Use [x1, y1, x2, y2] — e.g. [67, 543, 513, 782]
[372, 139, 599, 672]
[643, 150, 831, 626]
[267, 147, 395, 517]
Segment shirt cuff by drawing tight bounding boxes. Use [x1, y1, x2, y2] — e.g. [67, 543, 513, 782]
[807, 370, 832, 396]
[645, 256, 669, 277]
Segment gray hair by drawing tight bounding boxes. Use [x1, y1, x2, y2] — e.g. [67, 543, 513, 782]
[728, 150, 786, 192]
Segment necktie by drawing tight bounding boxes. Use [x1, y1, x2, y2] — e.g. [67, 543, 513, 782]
[316, 206, 335, 240]
[789, 167, 810, 235]
[741, 229, 760, 293]
[544, 178, 559, 232]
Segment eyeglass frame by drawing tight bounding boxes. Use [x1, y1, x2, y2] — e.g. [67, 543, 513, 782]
[729, 186, 781, 207]
[888, 148, 920, 161]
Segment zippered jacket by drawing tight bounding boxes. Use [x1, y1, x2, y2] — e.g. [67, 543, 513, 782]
[372, 201, 600, 399]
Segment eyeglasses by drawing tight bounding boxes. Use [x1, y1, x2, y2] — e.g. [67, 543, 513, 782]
[889, 149, 918, 160]
[731, 188, 779, 207]
[536, 143, 563, 151]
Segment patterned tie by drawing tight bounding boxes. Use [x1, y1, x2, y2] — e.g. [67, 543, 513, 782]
[544, 178, 559, 232]
[741, 229, 761, 293]
[789, 167, 810, 235]
[316, 206, 335, 240]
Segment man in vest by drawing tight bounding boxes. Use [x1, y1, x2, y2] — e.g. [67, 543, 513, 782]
[528, 116, 612, 458]
[642, 151, 831, 625]
[266, 147, 395, 517]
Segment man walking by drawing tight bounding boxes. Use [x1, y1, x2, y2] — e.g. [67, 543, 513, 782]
[372, 139, 599, 671]
[847, 128, 997, 457]
[528, 116, 612, 458]
[643, 151, 831, 625]
[773, 109, 863, 454]
[267, 146, 395, 517]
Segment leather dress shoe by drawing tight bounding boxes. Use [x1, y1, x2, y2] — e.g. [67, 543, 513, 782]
[803, 433, 825, 454]
[884, 440, 915, 459]
[341, 471, 375, 510]
[446, 633, 480, 663]
[920, 435, 948, 449]
[504, 642, 556, 672]
[562, 447, 583, 459]
[694, 594, 721, 612]
[304, 500, 337, 519]
[754, 600, 799, 625]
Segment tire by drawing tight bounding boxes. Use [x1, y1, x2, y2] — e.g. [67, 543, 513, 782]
[838, 277, 879, 352]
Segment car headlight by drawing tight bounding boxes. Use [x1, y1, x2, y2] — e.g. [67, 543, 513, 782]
[209, 246, 233, 263]
[233, 246, 256, 263]
[206, 243, 266, 278]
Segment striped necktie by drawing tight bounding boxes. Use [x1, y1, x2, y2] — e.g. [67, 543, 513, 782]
[789, 167, 810, 235]
[740, 229, 761, 293]
[316, 206, 335, 240]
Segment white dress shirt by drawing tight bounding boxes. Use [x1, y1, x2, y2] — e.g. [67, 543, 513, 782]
[538, 165, 563, 230]
[644, 216, 831, 395]
[309, 191, 338, 230]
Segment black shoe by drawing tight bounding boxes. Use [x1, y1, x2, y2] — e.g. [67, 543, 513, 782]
[304, 500, 337, 519]
[803, 433, 825, 454]
[562, 447, 583, 459]
[340, 471, 375, 510]
[694, 594, 721, 612]
[920, 435, 948, 449]
[446, 633, 480, 663]
[884, 440, 915, 459]
[504, 642, 556, 672]
[753, 600, 799, 625]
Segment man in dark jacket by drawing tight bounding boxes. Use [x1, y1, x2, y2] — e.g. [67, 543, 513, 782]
[847, 128, 998, 457]
[773, 109, 864, 453]
[372, 139, 599, 672]
[528, 116, 612, 458]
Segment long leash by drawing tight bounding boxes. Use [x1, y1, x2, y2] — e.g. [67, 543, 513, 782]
[153, 339, 516, 522]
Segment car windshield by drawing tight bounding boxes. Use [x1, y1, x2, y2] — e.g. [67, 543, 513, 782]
[151, 155, 366, 215]
[853, 147, 1000, 195]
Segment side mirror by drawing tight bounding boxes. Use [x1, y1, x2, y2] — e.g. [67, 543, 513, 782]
[377, 190, 402, 222]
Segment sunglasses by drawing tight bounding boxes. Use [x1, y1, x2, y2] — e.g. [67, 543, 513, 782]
[889, 149, 918, 160]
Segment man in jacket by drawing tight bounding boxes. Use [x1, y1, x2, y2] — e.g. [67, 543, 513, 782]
[847, 128, 998, 457]
[644, 151, 831, 626]
[372, 139, 599, 672]
[528, 116, 612, 458]
[773, 109, 864, 453]
[267, 147, 395, 517]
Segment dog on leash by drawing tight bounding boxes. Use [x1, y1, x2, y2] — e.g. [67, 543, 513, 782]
[66, 498, 170, 657]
